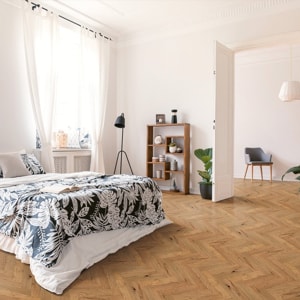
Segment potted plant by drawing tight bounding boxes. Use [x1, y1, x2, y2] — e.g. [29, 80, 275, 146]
[169, 142, 177, 153]
[194, 147, 213, 199]
[282, 165, 300, 182]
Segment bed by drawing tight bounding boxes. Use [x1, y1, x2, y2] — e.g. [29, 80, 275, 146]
[0, 151, 170, 294]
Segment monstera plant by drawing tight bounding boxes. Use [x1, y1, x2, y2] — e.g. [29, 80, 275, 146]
[281, 165, 300, 181]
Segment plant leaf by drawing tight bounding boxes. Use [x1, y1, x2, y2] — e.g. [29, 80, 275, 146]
[281, 165, 300, 181]
[197, 170, 211, 182]
[194, 148, 212, 163]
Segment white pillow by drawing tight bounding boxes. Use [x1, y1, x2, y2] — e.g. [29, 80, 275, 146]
[0, 152, 30, 178]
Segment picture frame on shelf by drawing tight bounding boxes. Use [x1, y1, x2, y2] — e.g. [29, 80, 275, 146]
[156, 114, 165, 124]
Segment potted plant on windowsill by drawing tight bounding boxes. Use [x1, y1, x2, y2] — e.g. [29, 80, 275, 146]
[194, 147, 213, 200]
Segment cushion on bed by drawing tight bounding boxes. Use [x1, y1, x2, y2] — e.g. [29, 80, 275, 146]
[20, 153, 46, 175]
[0, 149, 26, 178]
[0, 152, 31, 178]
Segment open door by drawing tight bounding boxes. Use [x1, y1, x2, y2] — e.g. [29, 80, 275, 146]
[212, 41, 234, 202]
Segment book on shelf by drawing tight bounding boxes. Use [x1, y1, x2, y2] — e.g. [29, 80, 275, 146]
[40, 184, 80, 194]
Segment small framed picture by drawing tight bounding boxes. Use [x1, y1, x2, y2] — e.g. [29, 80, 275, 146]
[156, 114, 165, 124]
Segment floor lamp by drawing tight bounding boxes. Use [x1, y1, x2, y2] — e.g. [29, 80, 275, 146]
[113, 113, 134, 175]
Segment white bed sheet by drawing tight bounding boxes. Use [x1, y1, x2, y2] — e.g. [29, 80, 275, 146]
[0, 171, 99, 188]
[0, 172, 171, 294]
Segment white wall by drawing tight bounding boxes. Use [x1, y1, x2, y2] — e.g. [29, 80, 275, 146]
[235, 45, 300, 181]
[116, 33, 215, 184]
[2, 1, 300, 187]
[116, 8, 300, 192]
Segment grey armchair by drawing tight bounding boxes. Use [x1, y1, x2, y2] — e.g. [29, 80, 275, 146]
[244, 147, 273, 182]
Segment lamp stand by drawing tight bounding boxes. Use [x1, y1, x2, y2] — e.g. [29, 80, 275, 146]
[113, 128, 133, 175]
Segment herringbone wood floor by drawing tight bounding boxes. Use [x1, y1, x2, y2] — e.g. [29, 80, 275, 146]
[1, 179, 300, 299]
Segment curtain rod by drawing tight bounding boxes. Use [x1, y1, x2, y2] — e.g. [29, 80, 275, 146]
[26, 0, 112, 41]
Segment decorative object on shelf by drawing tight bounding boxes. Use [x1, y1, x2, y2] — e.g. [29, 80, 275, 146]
[169, 142, 177, 153]
[194, 147, 213, 200]
[156, 170, 162, 178]
[171, 109, 178, 124]
[176, 147, 182, 153]
[113, 113, 134, 175]
[154, 135, 162, 144]
[156, 114, 166, 124]
[152, 157, 159, 162]
[170, 177, 179, 192]
[170, 159, 178, 171]
[159, 154, 166, 162]
[63, 127, 79, 148]
[55, 131, 68, 148]
[79, 133, 91, 149]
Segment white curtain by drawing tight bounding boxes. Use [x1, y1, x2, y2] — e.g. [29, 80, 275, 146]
[23, 2, 111, 173]
[80, 28, 111, 173]
[22, 2, 57, 172]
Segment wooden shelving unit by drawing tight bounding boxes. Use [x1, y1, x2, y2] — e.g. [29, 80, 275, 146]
[146, 123, 190, 194]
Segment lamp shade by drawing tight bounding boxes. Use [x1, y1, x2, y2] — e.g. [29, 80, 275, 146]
[114, 113, 125, 128]
[278, 81, 300, 102]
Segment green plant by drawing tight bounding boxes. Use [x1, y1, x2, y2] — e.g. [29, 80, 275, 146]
[281, 165, 300, 181]
[169, 142, 176, 147]
[194, 148, 213, 184]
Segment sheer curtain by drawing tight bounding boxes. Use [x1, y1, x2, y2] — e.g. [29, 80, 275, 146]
[22, 3, 57, 172]
[23, 2, 111, 174]
[80, 28, 111, 173]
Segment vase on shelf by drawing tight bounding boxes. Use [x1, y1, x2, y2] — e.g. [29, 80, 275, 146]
[169, 141, 177, 153]
[171, 109, 177, 124]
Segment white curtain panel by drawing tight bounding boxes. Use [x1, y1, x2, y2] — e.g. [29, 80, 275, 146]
[22, 2, 57, 172]
[80, 28, 111, 173]
[22, 2, 111, 173]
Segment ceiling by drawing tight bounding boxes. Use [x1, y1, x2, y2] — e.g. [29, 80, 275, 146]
[42, 0, 300, 39]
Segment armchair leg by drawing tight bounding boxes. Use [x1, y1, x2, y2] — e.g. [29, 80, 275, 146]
[244, 165, 249, 180]
[260, 165, 263, 181]
[270, 165, 272, 183]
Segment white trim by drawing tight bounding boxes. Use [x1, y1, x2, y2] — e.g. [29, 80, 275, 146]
[229, 31, 300, 52]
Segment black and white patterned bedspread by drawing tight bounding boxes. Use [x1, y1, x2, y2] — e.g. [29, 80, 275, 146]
[0, 174, 165, 268]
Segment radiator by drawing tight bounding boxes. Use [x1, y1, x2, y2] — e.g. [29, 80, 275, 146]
[52, 149, 91, 173]
[54, 156, 67, 173]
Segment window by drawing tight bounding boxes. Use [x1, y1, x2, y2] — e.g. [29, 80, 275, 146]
[53, 22, 90, 148]
[24, 5, 110, 172]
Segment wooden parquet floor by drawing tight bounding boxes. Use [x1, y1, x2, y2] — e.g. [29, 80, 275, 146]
[1, 179, 300, 299]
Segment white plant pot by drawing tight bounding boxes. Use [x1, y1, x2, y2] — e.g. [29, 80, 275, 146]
[169, 146, 176, 153]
